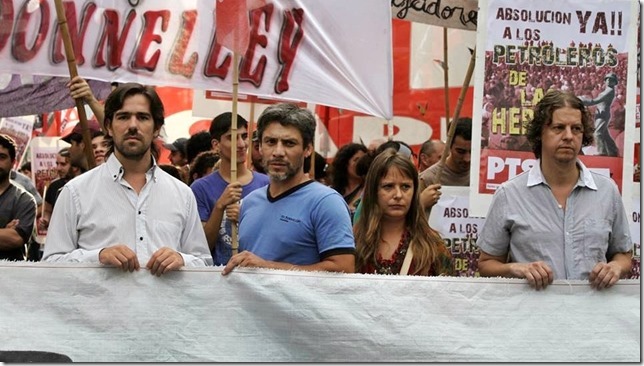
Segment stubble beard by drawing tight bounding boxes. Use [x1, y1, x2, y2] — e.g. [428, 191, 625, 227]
[264, 158, 302, 183]
[115, 139, 148, 161]
[0, 168, 9, 183]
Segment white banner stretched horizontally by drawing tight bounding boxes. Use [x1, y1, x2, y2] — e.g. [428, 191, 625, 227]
[0, 263, 639, 362]
[0, 0, 393, 119]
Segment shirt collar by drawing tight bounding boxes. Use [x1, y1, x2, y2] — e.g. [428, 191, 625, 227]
[527, 159, 597, 190]
[106, 153, 159, 182]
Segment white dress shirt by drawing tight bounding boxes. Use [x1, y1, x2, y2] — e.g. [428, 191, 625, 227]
[43, 154, 212, 267]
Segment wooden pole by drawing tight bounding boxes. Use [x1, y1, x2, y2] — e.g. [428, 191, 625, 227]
[443, 28, 450, 132]
[53, 0, 95, 169]
[246, 98, 256, 169]
[231, 52, 240, 255]
[435, 47, 476, 183]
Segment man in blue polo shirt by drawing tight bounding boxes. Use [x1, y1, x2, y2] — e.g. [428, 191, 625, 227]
[222, 104, 355, 275]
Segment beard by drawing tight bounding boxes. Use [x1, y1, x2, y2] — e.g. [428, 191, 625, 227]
[0, 168, 9, 183]
[114, 136, 149, 160]
[263, 157, 303, 182]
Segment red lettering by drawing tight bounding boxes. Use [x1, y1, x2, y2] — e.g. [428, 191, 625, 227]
[239, 4, 273, 87]
[52, 2, 97, 65]
[94, 9, 136, 71]
[130, 10, 169, 72]
[168, 10, 198, 78]
[12, 0, 50, 62]
[0, 0, 14, 53]
[275, 8, 304, 94]
[203, 10, 231, 79]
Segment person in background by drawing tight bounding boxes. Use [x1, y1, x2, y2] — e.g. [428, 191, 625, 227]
[250, 130, 266, 174]
[304, 151, 329, 185]
[223, 103, 355, 275]
[477, 90, 632, 290]
[418, 117, 472, 215]
[158, 164, 184, 182]
[44, 83, 212, 274]
[0, 134, 37, 261]
[19, 162, 31, 179]
[91, 131, 112, 166]
[190, 112, 269, 266]
[60, 119, 102, 173]
[354, 148, 452, 276]
[164, 137, 191, 183]
[330, 143, 368, 218]
[186, 131, 213, 166]
[67, 76, 106, 124]
[188, 151, 220, 186]
[417, 139, 445, 172]
[164, 137, 189, 167]
[419, 117, 472, 188]
[10, 170, 42, 208]
[367, 137, 387, 153]
[38, 148, 74, 231]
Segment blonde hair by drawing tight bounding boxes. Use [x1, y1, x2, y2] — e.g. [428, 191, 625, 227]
[353, 149, 446, 275]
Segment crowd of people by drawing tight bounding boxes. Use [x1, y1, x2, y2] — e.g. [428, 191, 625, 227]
[0, 78, 633, 290]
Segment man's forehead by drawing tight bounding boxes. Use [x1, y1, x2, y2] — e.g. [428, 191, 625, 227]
[117, 95, 152, 112]
[221, 127, 248, 137]
[262, 123, 302, 140]
[452, 136, 472, 148]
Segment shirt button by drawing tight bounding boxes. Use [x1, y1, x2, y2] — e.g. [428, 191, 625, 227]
[138, 211, 141, 215]
[139, 237, 143, 241]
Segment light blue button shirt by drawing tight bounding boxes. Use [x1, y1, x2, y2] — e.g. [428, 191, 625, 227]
[478, 159, 632, 280]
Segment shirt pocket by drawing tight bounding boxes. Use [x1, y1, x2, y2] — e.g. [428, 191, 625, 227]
[151, 220, 183, 250]
[582, 218, 610, 263]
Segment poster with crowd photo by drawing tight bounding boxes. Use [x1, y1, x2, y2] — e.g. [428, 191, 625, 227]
[470, 0, 639, 216]
[428, 187, 485, 277]
[0, 115, 34, 168]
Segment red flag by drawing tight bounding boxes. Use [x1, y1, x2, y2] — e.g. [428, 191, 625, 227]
[215, 0, 250, 54]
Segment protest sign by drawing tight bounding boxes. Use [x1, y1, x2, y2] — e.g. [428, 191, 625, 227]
[0, 115, 34, 167]
[470, 0, 639, 216]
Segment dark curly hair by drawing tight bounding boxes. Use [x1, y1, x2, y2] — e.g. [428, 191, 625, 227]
[526, 89, 594, 159]
[331, 143, 367, 194]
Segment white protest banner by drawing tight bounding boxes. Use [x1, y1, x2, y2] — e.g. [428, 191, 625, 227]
[0, 0, 393, 119]
[470, 0, 639, 216]
[391, 0, 479, 31]
[428, 186, 485, 276]
[0, 115, 34, 167]
[0, 264, 639, 362]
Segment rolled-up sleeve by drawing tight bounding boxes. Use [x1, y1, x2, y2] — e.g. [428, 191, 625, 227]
[477, 186, 512, 257]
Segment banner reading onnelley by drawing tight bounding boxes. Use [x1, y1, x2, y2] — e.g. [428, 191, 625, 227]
[0, 0, 393, 119]
[470, 0, 639, 216]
